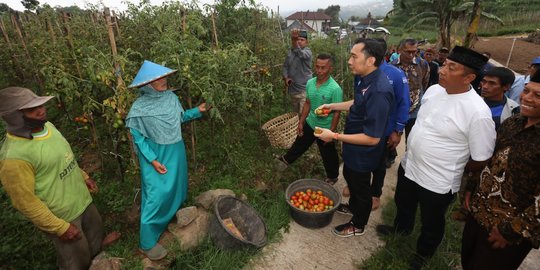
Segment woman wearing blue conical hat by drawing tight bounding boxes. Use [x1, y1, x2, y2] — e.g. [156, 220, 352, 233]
[126, 60, 208, 260]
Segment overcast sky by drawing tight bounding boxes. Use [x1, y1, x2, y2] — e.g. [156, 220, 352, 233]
[3, 0, 375, 13]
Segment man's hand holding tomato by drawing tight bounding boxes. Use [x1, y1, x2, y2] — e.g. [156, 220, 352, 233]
[313, 127, 335, 142]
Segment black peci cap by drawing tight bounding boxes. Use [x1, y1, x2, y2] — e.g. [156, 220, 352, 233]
[447, 46, 488, 72]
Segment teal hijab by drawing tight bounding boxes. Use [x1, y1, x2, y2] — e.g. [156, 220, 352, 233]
[126, 85, 184, 145]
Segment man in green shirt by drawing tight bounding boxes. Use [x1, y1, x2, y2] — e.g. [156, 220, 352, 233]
[276, 54, 343, 183]
[0, 87, 119, 269]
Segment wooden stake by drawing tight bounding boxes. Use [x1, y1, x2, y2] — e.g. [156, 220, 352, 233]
[112, 10, 121, 40]
[46, 17, 57, 44]
[0, 16, 25, 81]
[61, 11, 82, 78]
[211, 9, 219, 50]
[10, 12, 44, 92]
[105, 7, 137, 172]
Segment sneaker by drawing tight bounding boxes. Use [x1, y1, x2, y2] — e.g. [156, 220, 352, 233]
[332, 221, 365, 237]
[139, 243, 168, 261]
[376, 224, 396, 236]
[336, 203, 353, 215]
[273, 156, 288, 172]
[324, 177, 338, 185]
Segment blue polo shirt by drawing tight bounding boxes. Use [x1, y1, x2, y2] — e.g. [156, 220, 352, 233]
[355, 62, 409, 136]
[344, 68, 394, 172]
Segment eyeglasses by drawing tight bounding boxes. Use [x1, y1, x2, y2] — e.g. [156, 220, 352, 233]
[402, 50, 417, 55]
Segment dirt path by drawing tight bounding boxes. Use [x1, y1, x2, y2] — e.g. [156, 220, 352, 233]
[246, 140, 540, 270]
[245, 144, 402, 270]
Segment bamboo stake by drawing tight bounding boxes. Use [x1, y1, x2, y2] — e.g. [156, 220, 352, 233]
[112, 10, 121, 40]
[180, 8, 197, 164]
[46, 17, 57, 45]
[61, 12, 83, 78]
[211, 9, 219, 50]
[0, 17, 25, 81]
[105, 7, 137, 173]
[11, 12, 44, 92]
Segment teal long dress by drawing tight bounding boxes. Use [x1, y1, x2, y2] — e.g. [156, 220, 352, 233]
[130, 106, 201, 251]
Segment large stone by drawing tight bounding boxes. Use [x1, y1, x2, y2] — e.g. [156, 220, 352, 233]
[175, 206, 198, 227]
[89, 252, 122, 270]
[195, 189, 235, 210]
[168, 208, 210, 250]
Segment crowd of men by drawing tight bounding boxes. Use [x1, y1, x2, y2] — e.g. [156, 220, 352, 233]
[281, 30, 539, 270]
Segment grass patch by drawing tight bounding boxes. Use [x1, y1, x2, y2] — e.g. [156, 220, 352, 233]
[360, 199, 464, 270]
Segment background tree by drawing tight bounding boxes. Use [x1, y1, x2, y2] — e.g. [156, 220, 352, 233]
[0, 3, 14, 13]
[317, 5, 340, 26]
[21, 0, 40, 11]
[389, 0, 501, 48]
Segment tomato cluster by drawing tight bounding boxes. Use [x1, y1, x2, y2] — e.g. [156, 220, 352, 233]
[289, 189, 334, 212]
[74, 116, 89, 124]
[314, 108, 331, 117]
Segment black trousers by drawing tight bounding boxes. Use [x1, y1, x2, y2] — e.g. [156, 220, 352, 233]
[371, 136, 390, 198]
[393, 164, 455, 258]
[283, 122, 339, 179]
[461, 216, 532, 270]
[343, 165, 372, 227]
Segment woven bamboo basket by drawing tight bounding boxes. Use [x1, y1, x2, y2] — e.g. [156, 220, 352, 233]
[261, 112, 299, 149]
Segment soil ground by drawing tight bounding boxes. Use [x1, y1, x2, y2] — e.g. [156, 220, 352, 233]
[473, 36, 540, 74]
[246, 141, 540, 270]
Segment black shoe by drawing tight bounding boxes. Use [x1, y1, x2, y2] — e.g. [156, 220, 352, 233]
[385, 158, 395, 168]
[336, 203, 353, 215]
[408, 254, 427, 270]
[376, 224, 396, 236]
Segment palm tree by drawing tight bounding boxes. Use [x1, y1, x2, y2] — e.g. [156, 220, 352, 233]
[387, 0, 502, 48]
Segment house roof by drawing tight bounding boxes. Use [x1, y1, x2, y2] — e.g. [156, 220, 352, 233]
[285, 20, 316, 32]
[358, 18, 380, 27]
[286, 11, 331, 21]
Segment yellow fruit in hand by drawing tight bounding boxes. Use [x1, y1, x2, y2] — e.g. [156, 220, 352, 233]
[314, 127, 323, 135]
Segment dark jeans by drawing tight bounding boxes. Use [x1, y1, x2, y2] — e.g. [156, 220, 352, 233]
[343, 165, 372, 227]
[462, 216, 532, 270]
[393, 164, 455, 258]
[283, 122, 339, 179]
[371, 136, 390, 198]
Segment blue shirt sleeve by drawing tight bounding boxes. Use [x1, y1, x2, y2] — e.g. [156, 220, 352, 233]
[506, 75, 524, 104]
[182, 107, 202, 123]
[394, 70, 410, 132]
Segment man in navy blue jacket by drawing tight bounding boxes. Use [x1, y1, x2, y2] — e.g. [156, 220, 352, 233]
[341, 38, 410, 211]
[315, 38, 394, 237]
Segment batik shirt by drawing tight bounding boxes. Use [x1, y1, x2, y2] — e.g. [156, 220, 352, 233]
[469, 115, 540, 248]
[392, 57, 430, 115]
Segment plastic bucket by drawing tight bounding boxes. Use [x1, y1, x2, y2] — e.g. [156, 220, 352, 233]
[285, 179, 342, 228]
[209, 196, 267, 250]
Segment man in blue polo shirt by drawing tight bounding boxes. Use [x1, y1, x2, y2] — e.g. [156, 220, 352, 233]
[315, 38, 394, 237]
